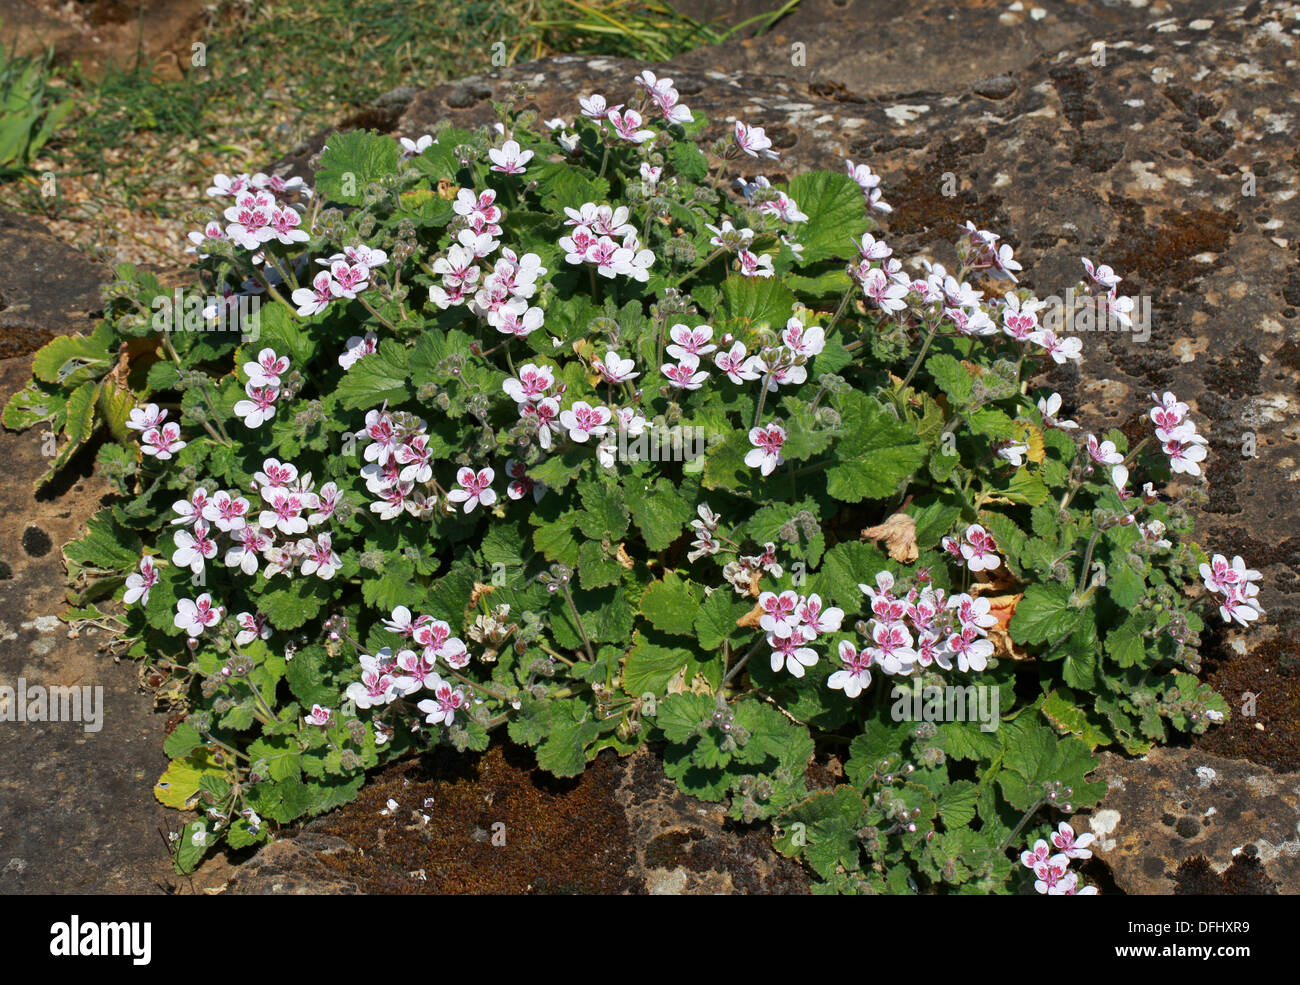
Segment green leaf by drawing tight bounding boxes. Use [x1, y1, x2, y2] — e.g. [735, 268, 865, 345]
[997, 720, 1106, 812]
[622, 637, 692, 695]
[64, 509, 142, 574]
[285, 646, 339, 707]
[667, 140, 709, 182]
[639, 572, 701, 635]
[508, 693, 555, 747]
[779, 786, 865, 879]
[529, 446, 589, 492]
[1104, 619, 1147, 669]
[1030, 503, 1060, 538]
[31, 332, 113, 386]
[994, 469, 1049, 507]
[908, 499, 962, 551]
[2, 379, 59, 430]
[96, 378, 135, 444]
[533, 510, 580, 566]
[260, 578, 330, 631]
[1060, 623, 1100, 690]
[701, 428, 751, 493]
[926, 353, 973, 406]
[535, 701, 604, 778]
[550, 584, 634, 649]
[163, 721, 204, 759]
[785, 171, 868, 264]
[827, 391, 927, 502]
[937, 721, 1001, 762]
[1040, 689, 1109, 749]
[45, 380, 98, 477]
[1009, 582, 1085, 646]
[576, 539, 623, 589]
[251, 303, 315, 367]
[531, 158, 609, 212]
[246, 775, 315, 823]
[969, 408, 1016, 440]
[576, 478, 630, 541]
[720, 275, 796, 332]
[174, 820, 210, 874]
[336, 338, 410, 410]
[360, 552, 418, 612]
[694, 590, 753, 651]
[845, 721, 914, 786]
[316, 128, 402, 205]
[248, 736, 302, 782]
[625, 479, 691, 550]
[154, 750, 223, 809]
[1108, 562, 1146, 609]
[814, 541, 885, 611]
[656, 692, 714, 744]
[937, 780, 979, 829]
[225, 818, 268, 850]
[979, 511, 1026, 567]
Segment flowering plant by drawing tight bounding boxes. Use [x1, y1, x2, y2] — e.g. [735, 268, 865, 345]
[6, 70, 1258, 892]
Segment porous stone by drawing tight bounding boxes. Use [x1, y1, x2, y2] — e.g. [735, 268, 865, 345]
[1089, 747, 1300, 894]
[223, 834, 361, 895]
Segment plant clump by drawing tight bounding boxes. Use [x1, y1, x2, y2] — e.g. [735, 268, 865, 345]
[4, 69, 1264, 893]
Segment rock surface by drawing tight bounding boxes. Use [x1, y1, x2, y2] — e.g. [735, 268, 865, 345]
[277, 0, 1300, 888]
[223, 833, 361, 895]
[0, 353, 179, 894]
[229, 744, 807, 894]
[1089, 746, 1299, 893]
[0, 0, 208, 79]
[0, 209, 108, 359]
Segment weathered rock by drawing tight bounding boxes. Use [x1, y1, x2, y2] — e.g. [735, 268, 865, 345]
[223, 834, 361, 895]
[231, 744, 805, 894]
[0, 352, 179, 894]
[1088, 747, 1300, 894]
[670, 0, 1200, 97]
[0, 210, 107, 359]
[615, 746, 810, 894]
[0, 0, 208, 79]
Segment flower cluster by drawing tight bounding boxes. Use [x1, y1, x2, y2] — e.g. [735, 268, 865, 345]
[355, 407, 441, 519]
[559, 201, 653, 282]
[126, 402, 187, 459]
[845, 160, 891, 214]
[134, 454, 343, 637]
[196, 171, 311, 257]
[291, 245, 388, 318]
[233, 347, 289, 428]
[758, 590, 844, 678]
[1149, 390, 1208, 478]
[829, 571, 999, 698]
[1021, 822, 1098, 895]
[343, 605, 471, 727]
[940, 523, 1002, 572]
[1200, 554, 1264, 627]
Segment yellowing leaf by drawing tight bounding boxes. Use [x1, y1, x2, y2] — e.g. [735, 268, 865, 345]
[97, 379, 135, 445]
[1013, 420, 1046, 464]
[154, 749, 223, 809]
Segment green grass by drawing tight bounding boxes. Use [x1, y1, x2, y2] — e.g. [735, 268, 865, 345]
[2, 0, 798, 261]
[32, 0, 795, 202]
[0, 41, 74, 178]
